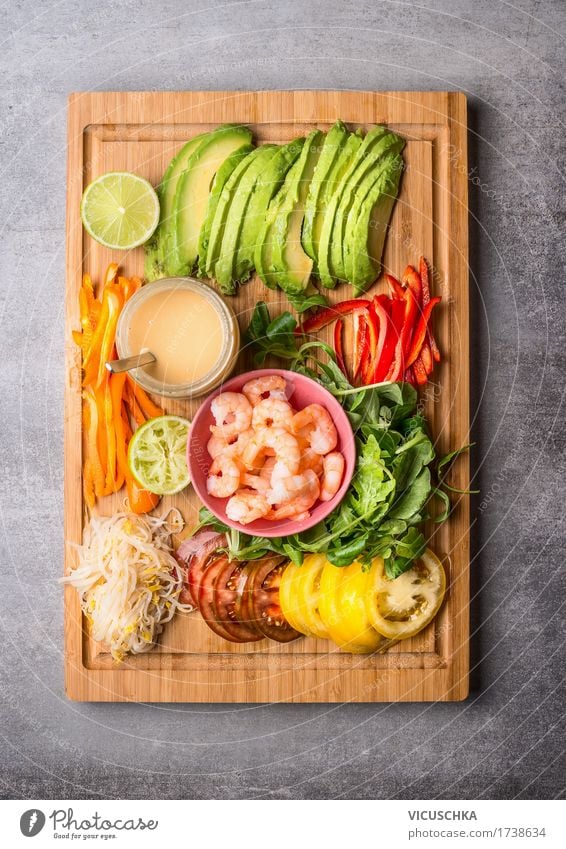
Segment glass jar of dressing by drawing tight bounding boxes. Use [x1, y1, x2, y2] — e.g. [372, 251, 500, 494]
[116, 278, 240, 399]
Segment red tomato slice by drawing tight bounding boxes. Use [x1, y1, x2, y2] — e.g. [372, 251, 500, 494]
[186, 533, 226, 605]
[233, 562, 262, 633]
[198, 555, 249, 643]
[213, 559, 264, 642]
[246, 557, 301, 643]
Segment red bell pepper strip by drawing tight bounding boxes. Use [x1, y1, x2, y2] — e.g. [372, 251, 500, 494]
[361, 302, 379, 384]
[367, 295, 395, 383]
[402, 287, 419, 362]
[403, 266, 422, 307]
[334, 319, 347, 378]
[386, 287, 418, 381]
[412, 356, 428, 386]
[352, 311, 369, 384]
[384, 297, 409, 381]
[404, 368, 416, 386]
[419, 340, 433, 375]
[300, 299, 370, 333]
[419, 256, 441, 363]
[405, 296, 441, 368]
[386, 274, 405, 300]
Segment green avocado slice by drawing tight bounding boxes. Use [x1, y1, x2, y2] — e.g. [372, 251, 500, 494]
[233, 139, 304, 284]
[214, 144, 279, 291]
[317, 126, 397, 288]
[204, 149, 259, 289]
[267, 129, 324, 296]
[144, 129, 212, 281]
[307, 130, 363, 277]
[344, 152, 404, 292]
[169, 124, 253, 276]
[254, 138, 306, 290]
[302, 121, 348, 266]
[328, 128, 404, 286]
[197, 143, 254, 277]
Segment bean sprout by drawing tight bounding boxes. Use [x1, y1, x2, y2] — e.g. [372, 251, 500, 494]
[61, 512, 192, 661]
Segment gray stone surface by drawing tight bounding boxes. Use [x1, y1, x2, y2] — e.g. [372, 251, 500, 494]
[0, 0, 564, 800]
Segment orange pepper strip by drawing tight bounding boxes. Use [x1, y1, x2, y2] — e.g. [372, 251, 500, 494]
[126, 476, 161, 514]
[104, 263, 119, 288]
[81, 400, 96, 508]
[72, 330, 87, 351]
[94, 384, 108, 478]
[83, 388, 106, 499]
[82, 293, 110, 386]
[123, 381, 146, 426]
[119, 275, 142, 302]
[121, 403, 133, 441]
[110, 373, 129, 480]
[102, 373, 124, 495]
[126, 374, 163, 419]
[95, 288, 123, 388]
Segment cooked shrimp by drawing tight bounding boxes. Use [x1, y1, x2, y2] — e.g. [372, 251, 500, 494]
[206, 455, 241, 498]
[242, 375, 288, 407]
[226, 490, 271, 525]
[319, 452, 345, 501]
[267, 469, 320, 520]
[300, 446, 324, 476]
[291, 403, 338, 455]
[259, 455, 277, 481]
[207, 428, 254, 460]
[243, 427, 300, 476]
[210, 392, 252, 440]
[251, 398, 294, 431]
[242, 472, 269, 493]
[207, 434, 237, 459]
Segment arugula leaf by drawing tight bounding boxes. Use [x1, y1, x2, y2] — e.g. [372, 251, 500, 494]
[326, 536, 369, 566]
[349, 434, 395, 515]
[389, 466, 431, 520]
[384, 527, 426, 579]
[437, 443, 478, 494]
[392, 438, 435, 492]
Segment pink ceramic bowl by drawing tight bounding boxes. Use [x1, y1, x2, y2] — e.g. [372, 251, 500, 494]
[187, 368, 355, 538]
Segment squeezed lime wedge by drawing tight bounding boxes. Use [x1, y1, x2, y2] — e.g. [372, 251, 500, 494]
[128, 415, 191, 495]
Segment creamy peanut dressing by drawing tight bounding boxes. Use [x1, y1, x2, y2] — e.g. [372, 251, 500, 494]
[127, 288, 224, 385]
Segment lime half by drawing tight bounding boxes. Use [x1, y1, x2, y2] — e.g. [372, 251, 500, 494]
[81, 171, 160, 250]
[128, 415, 191, 495]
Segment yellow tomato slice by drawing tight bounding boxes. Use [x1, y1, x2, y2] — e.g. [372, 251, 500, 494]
[365, 549, 446, 640]
[296, 554, 330, 640]
[279, 562, 314, 636]
[319, 560, 383, 653]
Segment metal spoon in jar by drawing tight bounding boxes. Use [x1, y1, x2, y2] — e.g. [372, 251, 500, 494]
[105, 351, 156, 374]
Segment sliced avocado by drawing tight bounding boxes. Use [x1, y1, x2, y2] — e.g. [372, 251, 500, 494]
[144, 129, 211, 281]
[214, 144, 278, 291]
[306, 130, 363, 277]
[233, 139, 304, 284]
[168, 124, 253, 276]
[317, 126, 397, 288]
[267, 129, 324, 296]
[254, 138, 306, 290]
[344, 152, 404, 292]
[196, 143, 254, 277]
[302, 121, 348, 264]
[204, 148, 259, 290]
[327, 127, 404, 286]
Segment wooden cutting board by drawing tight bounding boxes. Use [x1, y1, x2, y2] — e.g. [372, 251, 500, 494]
[64, 90, 469, 702]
